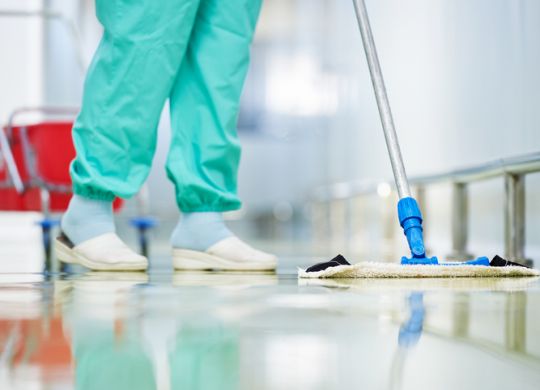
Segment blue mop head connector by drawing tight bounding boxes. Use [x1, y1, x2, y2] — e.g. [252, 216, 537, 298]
[397, 197, 490, 266]
[398, 197, 438, 265]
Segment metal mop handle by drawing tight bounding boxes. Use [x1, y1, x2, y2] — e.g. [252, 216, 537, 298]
[352, 0, 439, 264]
[352, 0, 411, 199]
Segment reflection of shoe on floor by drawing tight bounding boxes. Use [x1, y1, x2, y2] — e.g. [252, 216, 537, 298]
[55, 272, 148, 307]
[74, 271, 149, 292]
[173, 270, 278, 288]
[172, 237, 277, 271]
[68, 272, 148, 322]
[55, 232, 148, 271]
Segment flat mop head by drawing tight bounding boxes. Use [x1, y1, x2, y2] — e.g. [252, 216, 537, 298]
[299, 255, 539, 279]
[301, 190, 534, 279]
[298, 197, 540, 279]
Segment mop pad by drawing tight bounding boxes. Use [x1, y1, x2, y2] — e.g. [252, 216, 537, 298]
[298, 255, 540, 279]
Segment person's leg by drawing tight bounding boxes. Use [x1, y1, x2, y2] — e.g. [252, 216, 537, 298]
[167, 0, 261, 214]
[171, 212, 233, 251]
[167, 0, 276, 270]
[64, 0, 201, 243]
[58, 0, 201, 270]
[61, 195, 114, 245]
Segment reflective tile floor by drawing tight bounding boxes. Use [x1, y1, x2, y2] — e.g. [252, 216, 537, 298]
[1, 258, 540, 390]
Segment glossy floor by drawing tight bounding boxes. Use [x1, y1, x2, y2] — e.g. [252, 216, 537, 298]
[1, 259, 539, 390]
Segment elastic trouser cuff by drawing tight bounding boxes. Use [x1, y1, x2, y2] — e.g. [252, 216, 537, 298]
[178, 201, 242, 213]
[73, 185, 116, 202]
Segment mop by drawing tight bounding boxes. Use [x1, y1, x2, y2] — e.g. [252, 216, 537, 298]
[299, 0, 539, 279]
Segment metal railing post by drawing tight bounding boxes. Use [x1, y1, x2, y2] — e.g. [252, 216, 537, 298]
[505, 292, 526, 353]
[344, 198, 354, 254]
[448, 183, 473, 260]
[310, 201, 326, 253]
[415, 185, 429, 251]
[381, 191, 396, 260]
[504, 174, 531, 266]
[452, 292, 470, 338]
[329, 199, 346, 252]
[38, 188, 54, 274]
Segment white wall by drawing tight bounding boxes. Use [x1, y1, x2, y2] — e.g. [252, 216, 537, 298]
[0, 0, 44, 123]
[312, 0, 540, 180]
[43, 0, 99, 105]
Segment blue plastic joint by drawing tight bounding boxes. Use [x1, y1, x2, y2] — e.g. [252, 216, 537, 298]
[397, 197, 438, 265]
[397, 197, 490, 266]
[129, 216, 158, 230]
[36, 218, 61, 229]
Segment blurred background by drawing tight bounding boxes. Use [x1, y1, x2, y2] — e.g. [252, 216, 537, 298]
[1, 0, 540, 270]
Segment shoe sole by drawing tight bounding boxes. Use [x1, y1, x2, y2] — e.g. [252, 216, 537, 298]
[54, 238, 148, 272]
[172, 249, 276, 271]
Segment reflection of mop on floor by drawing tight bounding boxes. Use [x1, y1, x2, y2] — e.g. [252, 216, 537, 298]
[388, 293, 425, 390]
[298, 273, 539, 292]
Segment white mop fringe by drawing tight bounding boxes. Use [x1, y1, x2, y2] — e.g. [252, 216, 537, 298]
[298, 261, 540, 279]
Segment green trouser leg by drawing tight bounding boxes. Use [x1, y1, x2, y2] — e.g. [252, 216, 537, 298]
[74, 329, 156, 390]
[170, 325, 239, 390]
[70, 0, 201, 201]
[167, 0, 263, 212]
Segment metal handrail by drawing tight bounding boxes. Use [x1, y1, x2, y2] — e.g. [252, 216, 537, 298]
[7, 106, 79, 129]
[411, 151, 540, 185]
[315, 151, 540, 201]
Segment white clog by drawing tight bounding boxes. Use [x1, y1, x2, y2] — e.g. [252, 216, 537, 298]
[172, 237, 277, 271]
[55, 232, 148, 271]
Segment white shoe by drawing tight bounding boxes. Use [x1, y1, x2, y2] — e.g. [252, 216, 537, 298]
[172, 237, 277, 271]
[55, 232, 148, 271]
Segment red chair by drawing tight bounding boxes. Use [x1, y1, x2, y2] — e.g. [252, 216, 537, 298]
[0, 107, 124, 270]
[0, 120, 74, 212]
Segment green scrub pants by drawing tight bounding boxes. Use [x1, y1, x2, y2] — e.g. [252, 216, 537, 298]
[70, 0, 262, 212]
